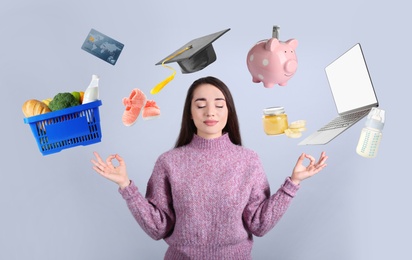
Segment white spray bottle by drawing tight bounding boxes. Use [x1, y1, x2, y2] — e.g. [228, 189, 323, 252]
[82, 74, 100, 104]
[356, 107, 385, 158]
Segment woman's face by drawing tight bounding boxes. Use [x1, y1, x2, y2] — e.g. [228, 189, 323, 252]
[191, 83, 228, 139]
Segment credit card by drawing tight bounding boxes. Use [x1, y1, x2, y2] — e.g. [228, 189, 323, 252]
[81, 28, 124, 65]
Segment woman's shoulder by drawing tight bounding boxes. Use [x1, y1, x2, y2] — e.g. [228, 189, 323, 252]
[230, 143, 260, 159]
[156, 146, 187, 161]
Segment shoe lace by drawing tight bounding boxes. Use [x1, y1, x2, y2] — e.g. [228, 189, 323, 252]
[145, 100, 158, 108]
[123, 97, 142, 108]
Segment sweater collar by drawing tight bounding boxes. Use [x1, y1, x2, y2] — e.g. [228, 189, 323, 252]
[189, 133, 233, 150]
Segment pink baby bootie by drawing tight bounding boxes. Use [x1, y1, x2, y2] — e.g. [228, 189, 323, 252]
[142, 100, 161, 120]
[122, 88, 147, 126]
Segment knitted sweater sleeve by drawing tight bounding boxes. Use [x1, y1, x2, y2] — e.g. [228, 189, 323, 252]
[242, 153, 300, 237]
[118, 156, 175, 240]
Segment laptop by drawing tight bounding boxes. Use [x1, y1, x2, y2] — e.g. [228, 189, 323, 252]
[298, 43, 379, 145]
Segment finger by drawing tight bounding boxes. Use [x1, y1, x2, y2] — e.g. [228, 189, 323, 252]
[93, 151, 104, 164]
[92, 163, 103, 173]
[90, 156, 104, 169]
[305, 154, 316, 165]
[115, 154, 125, 165]
[320, 156, 328, 165]
[318, 151, 326, 161]
[296, 153, 306, 165]
[314, 165, 327, 174]
[318, 153, 328, 165]
[106, 154, 116, 168]
[93, 166, 109, 178]
[92, 165, 101, 173]
[314, 160, 327, 170]
[91, 155, 109, 173]
[106, 154, 119, 169]
[90, 159, 100, 168]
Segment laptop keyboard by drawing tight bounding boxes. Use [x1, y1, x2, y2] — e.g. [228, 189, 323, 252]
[319, 110, 370, 131]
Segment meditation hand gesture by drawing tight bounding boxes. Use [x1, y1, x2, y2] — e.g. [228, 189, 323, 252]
[91, 152, 131, 189]
[290, 152, 328, 185]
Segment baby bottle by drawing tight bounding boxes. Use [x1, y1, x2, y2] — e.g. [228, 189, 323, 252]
[356, 107, 385, 158]
[82, 74, 100, 104]
[262, 106, 288, 135]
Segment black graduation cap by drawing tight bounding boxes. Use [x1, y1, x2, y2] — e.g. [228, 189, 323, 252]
[155, 28, 230, 74]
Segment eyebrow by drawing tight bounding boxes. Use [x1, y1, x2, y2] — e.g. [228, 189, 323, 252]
[194, 98, 225, 102]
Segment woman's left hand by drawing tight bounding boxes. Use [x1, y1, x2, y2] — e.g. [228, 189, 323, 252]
[290, 151, 328, 185]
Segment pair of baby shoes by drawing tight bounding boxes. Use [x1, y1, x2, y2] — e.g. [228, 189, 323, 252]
[122, 88, 160, 126]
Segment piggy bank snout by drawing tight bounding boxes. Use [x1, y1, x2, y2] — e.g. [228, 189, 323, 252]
[284, 59, 298, 74]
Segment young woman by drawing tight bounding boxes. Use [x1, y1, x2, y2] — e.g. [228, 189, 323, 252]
[91, 76, 328, 259]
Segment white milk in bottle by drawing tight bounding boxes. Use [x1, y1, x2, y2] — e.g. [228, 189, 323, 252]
[82, 74, 100, 104]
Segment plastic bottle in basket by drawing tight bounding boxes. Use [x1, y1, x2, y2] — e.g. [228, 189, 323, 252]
[82, 74, 100, 104]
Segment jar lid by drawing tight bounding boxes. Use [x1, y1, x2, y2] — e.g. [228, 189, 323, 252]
[263, 106, 285, 115]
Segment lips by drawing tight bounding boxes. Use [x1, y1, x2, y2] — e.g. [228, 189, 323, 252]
[204, 120, 218, 126]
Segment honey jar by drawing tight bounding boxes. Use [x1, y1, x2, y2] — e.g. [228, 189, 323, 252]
[262, 106, 288, 135]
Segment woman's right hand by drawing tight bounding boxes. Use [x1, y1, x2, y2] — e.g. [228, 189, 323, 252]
[91, 151, 130, 189]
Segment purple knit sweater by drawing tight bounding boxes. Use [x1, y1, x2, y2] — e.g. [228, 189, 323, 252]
[119, 133, 300, 259]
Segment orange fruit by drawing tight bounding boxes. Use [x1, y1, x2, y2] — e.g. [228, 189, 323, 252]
[79, 91, 85, 104]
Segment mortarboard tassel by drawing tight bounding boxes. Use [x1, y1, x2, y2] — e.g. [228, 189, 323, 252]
[150, 45, 192, 95]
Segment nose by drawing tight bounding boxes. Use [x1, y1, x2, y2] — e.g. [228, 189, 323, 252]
[205, 105, 215, 117]
[284, 59, 298, 74]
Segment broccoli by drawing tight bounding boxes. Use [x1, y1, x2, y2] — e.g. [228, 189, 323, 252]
[48, 92, 80, 111]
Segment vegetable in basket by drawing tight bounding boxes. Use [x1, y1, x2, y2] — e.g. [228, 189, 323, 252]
[48, 92, 80, 111]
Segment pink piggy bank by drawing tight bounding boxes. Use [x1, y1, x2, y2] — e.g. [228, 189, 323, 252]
[246, 38, 298, 88]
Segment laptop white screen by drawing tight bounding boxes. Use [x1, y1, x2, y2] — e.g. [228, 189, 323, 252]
[325, 43, 378, 114]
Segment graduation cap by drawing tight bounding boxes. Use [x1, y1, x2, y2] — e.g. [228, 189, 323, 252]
[155, 28, 230, 74]
[151, 28, 230, 94]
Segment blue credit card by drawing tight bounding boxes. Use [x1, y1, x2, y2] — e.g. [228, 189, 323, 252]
[81, 28, 124, 65]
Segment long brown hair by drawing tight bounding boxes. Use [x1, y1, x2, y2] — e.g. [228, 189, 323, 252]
[174, 76, 242, 148]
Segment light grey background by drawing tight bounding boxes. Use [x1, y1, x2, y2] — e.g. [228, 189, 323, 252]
[1, 0, 410, 259]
